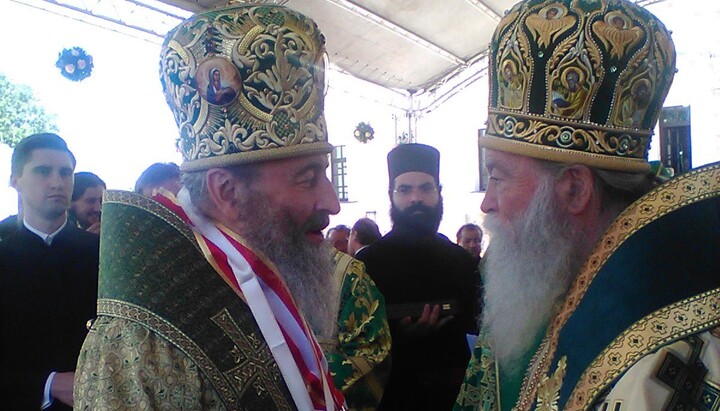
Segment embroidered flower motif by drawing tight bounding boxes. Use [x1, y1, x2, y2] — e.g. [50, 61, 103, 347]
[628, 334, 643, 348]
[621, 218, 633, 230]
[662, 192, 676, 202]
[640, 204, 654, 214]
[674, 313, 688, 325]
[652, 320, 668, 334]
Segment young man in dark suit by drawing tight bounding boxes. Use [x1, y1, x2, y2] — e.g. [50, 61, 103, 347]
[0, 133, 99, 410]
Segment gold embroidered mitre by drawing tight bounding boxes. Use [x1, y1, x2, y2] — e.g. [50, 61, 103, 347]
[160, 4, 331, 172]
[483, 0, 676, 172]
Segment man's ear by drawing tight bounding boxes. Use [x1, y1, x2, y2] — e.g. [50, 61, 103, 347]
[555, 165, 595, 215]
[205, 168, 239, 218]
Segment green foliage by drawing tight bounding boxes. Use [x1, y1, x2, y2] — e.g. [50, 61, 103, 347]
[0, 73, 58, 148]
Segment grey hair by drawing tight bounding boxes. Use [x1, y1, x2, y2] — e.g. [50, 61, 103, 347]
[536, 160, 655, 221]
[181, 164, 261, 216]
[181, 171, 211, 214]
[592, 167, 656, 216]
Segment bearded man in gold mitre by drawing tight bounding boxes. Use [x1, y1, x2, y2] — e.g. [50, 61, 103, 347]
[454, 0, 720, 410]
[72, 4, 394, 410]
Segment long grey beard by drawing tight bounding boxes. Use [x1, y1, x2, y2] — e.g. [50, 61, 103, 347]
[237, 192, 338, 339]
[481, 178, 584, 379]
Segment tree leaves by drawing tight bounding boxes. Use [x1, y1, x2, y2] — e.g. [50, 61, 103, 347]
[0, 73, 57, 148]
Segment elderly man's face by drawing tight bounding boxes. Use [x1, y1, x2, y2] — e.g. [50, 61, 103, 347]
[229, 153, 340, 338]
[254, 153, 341, 244]
[481, 149, 547, 224]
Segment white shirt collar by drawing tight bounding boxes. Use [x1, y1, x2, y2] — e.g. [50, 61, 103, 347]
[24, 218, 67, 245]
[354, 244, 369, 256]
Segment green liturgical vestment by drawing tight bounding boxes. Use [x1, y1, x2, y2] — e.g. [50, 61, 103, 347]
[323, 250, 391, 411]
[74, 192, 296, 410]
[75, 191, 388, 410]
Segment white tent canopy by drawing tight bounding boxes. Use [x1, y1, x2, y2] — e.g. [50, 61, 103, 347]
[28, 0, 663, 111]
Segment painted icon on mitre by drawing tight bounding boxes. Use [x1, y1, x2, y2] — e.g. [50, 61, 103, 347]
[197, 57, 242, 106]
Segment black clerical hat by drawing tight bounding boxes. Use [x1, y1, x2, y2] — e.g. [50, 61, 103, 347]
[387, 143, 440, 186]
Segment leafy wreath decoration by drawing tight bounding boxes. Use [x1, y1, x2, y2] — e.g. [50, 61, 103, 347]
[56, 47, 94, 81]
[354, 122, 375, 143]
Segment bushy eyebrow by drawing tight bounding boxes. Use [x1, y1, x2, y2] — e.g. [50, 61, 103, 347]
[32, 165, 52, 172]
[32, 165, 73, 173]
[485, 158, 510, 177]
[292, 159, 327, 178]
[485, 160, 496, 175]
[397, 182, 434, 188]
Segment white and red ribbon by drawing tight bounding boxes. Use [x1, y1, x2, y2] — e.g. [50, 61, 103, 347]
[158, 189, 345, 411]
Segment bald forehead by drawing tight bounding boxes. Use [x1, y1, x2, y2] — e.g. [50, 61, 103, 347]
[484, 149, 545, 177]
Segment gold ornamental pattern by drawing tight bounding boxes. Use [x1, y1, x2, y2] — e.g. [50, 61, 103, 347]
[514, 162, 720, 411]
[494, 11, 533, 111]
[525, 4, 576, 49]
[565, 289, 720, 409]
[591, 11, 644, 60]
[484, 111, 650, 172]
[103, 190, 199, 248]
[212, 309, 293, 410]
[484, 0, 676, 173]
[97, 299, 243, 409]
[160, 5, 331, 172]
[535, 356, 567, 411]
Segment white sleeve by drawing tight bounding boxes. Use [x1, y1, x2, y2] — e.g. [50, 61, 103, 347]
[595, 331, 720, 410]
[41, 371, 56, 410]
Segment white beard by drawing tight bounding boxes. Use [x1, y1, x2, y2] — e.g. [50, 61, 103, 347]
[481, 177, 584, 379]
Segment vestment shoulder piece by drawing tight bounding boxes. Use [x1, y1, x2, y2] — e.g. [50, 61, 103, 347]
[517, 162, 720, 411]
[96, 190, 295, 410]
